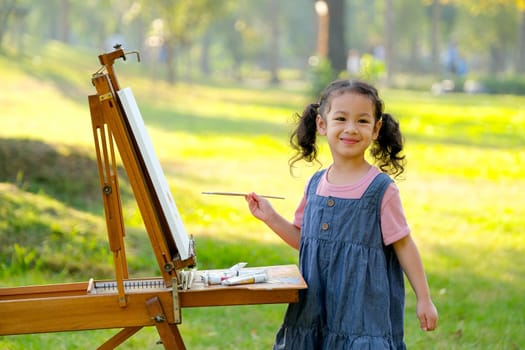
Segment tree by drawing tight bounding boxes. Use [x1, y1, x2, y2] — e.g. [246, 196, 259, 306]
[384, 0, 394, 84]
[326, 0, 346, 73]
[429, 0, 442, 76]
[447, 0, 524, 74]
[0, 0, 18, 51]
[59, 0, 70, 43]
[516, 1, 525, 73]
[269, 0, 280, 83]
[143, 0, 226, 84]
[0, 0, 31, 54]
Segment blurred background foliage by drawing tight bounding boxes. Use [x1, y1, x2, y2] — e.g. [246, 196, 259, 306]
[1, 0, 525, 95]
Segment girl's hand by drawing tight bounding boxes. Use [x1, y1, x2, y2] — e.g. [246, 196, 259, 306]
[245, 192, 275, 223]
[245, 192, 301, 249]
[416, 299, 438, 331]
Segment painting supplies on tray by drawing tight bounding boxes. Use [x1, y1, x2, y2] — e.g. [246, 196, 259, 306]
[221, 271, 268, 286]
[201, 262, 268, 286]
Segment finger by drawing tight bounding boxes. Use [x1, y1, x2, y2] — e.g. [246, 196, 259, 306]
[247, 192, 260, 201]
[245, 192, 257, 202]
[426, 316, 437, 331]
[418, 314, 428, 331]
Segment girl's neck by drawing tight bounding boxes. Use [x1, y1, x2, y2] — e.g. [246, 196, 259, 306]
[326, 160, 371, 185]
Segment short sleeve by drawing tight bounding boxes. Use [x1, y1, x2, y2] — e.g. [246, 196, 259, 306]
[293, 193, 307, 229]
[381, 183, 411, 245]
[293, 175, 314, 229]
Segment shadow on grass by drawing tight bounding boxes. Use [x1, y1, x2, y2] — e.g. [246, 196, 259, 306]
[0, 183, 113, 280]
[0, 137, 133, 211]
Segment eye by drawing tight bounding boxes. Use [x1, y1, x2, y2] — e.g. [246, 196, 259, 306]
[358, 118, 371, 124]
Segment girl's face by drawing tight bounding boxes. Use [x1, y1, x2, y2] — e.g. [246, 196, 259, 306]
[316, 92, 381, 163]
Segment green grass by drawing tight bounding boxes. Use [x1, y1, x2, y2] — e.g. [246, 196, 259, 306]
[1, 41, 524, 349]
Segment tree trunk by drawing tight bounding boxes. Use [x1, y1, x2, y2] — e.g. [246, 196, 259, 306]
[13, 5, 28, 56]
[327, 0, 346, 73]
[489, 45, 505, 75]
[431, 0, 441, 76]
[384, 0, 394, 84]
[269, 0, 280, 84]
[0, 0, 17, 50]
[165, 40, 177, 84]
[200, 31, 211, 76]
[517, 10, 525, 74]
[60, 0, 70, 43]
[409, 37, 420, 72]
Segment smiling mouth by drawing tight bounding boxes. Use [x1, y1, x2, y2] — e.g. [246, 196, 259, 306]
[340, 138, 359, 144]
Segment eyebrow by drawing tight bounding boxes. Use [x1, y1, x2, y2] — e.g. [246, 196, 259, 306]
[332, 110, 372, 118]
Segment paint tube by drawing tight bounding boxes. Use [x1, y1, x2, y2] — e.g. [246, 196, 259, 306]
[202, 272, 228, 285]
[206, 268, 268, 285]
[202, 262, 248, 285]
[227, 262, 248, 273]
[221, 271, 268, 286]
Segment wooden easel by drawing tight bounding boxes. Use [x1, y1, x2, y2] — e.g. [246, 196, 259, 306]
[0, 47, 306, 349]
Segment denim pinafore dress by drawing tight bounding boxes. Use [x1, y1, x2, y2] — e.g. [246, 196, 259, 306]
[274, 170, 406, 349]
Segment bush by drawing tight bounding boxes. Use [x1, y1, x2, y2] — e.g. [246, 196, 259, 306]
[359, 54, 386, 82]
[478, 76, 525, 95]
[307, 58, 336, 98]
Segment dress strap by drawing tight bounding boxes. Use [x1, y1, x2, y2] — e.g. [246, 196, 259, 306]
[305, 169, 326, 197]
[363, 172, 392, 198]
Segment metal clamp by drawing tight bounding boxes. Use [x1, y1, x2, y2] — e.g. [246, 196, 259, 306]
[103, 185, 112, 194]
[172, 278, 181, 324]
[151, 314, 166, 323]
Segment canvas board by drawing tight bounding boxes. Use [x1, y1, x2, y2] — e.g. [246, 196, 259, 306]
[117, 87, 191, 260]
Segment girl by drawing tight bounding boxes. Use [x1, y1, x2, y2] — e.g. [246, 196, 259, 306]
[245, 80, 438, 349]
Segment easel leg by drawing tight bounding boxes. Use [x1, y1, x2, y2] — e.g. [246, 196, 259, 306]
[97, 326, 143, 350]
[146, 296, 186, 350]
[165, 324, 186, 350]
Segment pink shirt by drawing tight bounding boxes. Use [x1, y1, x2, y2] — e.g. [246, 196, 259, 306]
[293, 166, 410, 246]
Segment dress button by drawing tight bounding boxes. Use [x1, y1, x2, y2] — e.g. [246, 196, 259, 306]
[327, 199, 335, 207]
[321, 223, 329, 230]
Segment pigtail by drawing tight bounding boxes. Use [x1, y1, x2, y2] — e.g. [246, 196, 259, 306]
[288, 103, 321, 172]
[370, 113, 406, 178]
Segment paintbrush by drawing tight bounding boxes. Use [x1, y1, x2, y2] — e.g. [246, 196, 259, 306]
[201, 191, 285, 200]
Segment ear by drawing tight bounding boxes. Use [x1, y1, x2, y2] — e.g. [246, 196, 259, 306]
[372, 118, 382, 140]
[316, 115, 327, 136]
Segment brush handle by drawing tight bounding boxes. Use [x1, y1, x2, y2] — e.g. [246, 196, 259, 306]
[201, 191, 285, 200]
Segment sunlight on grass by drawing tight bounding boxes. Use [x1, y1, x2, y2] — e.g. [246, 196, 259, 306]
[385, 89, 525, 148]
[1, 42, 524, 349]
[0, 58, 93, 146]
[405, 143, 524, 180]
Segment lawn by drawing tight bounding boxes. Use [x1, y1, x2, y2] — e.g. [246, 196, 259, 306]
[0, 42, 524, 349]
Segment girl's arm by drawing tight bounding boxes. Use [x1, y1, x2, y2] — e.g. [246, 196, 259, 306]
[245, 192, 301, 250]
[393, 235, 439, 331]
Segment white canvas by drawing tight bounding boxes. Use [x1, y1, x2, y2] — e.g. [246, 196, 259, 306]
[117, 87, 191, 260]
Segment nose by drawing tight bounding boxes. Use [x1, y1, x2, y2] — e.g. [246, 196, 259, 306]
[343, 120, 358, 133]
